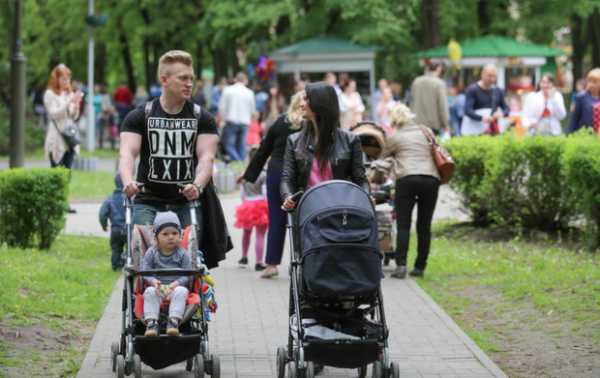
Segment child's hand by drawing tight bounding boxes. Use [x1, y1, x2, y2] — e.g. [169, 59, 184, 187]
[154, 280, 161, 296]
[166, 281, 179, 299]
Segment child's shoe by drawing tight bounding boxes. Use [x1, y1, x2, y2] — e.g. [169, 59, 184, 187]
[255, 263, 266, 271]
[166, 318, 180, 336]
[144, 319, 159, 337]
[238, 256, 248, 266]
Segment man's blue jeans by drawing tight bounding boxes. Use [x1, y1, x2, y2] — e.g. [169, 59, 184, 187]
[222, 121, 248, 161]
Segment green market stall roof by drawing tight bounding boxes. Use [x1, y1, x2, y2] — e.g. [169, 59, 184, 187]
[271, 36, 382, 96]
[271, 36, 381, 56]
[416, 35, 563, 59]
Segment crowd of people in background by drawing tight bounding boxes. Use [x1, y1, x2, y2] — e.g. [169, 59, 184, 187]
[33, 53, 600, 281]
[32, 62, 600, 165]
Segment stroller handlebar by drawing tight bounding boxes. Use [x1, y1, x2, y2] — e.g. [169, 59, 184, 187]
[290, 191, 304, 203]
[125, 268, 204, 276]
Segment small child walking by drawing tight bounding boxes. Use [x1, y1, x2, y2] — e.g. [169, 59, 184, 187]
[235, 150, 268, 271]
[142, 211, 192, 337]
[99, 174, 126, 271]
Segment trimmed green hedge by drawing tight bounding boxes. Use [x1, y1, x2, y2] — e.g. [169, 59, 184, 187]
[446, 130, 599, 247]
[0, 168, 69, 249]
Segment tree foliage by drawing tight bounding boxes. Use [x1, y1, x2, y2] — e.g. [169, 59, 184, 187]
[0, 0, 599, 95]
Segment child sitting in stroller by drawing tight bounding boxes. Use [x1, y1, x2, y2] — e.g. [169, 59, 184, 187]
[142, 211, 192, 337]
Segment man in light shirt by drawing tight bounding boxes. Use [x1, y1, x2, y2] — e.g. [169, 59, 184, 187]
[219, 72, 256, 161]
[410, 62, 450, 135]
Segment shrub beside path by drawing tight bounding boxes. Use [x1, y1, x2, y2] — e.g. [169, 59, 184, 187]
[67, 185, 503, 377]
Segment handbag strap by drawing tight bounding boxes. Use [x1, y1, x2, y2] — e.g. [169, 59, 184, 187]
[419, 126, 438, 147]
[51, 119, 65, 135]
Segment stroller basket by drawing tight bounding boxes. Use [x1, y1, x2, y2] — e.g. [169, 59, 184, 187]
[134, 333, 202, 370]
[304, 341, 379, 369]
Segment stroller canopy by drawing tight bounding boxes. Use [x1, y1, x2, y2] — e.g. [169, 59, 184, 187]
[297, 180, 374, 228]
[350, 122, 386, 160]
[296, 180, 381, 297]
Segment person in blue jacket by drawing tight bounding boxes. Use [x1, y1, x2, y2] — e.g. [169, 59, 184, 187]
[568, 68, 600, 134]
[99, 174, 127, 270]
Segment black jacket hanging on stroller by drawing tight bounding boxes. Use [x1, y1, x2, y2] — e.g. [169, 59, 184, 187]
[296, 180, 382, 297]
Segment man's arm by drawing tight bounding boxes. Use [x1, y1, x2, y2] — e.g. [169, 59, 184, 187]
[119, 132, 142, 197]
[194, 134, 219, 188]
[438, 82, 450, 130]
[181, 133, 219, 201]
[463, 86, 481, 121]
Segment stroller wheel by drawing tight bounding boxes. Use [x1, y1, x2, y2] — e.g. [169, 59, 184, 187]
[186, 357, 193, 372]
[133, 354, 142, 378]
[110, 341, 119, 372]
[305, 361, 315, 378]
[276, 347, 287, 378]
[286, 361, 296, 378]
[357, 364, 367, 378]
[371, 360, 383, 378]
[390, 362, 400, 378]
[116, 355, 125, 378]
[209, 354, 220, 377]
[194, 354, 205, 377]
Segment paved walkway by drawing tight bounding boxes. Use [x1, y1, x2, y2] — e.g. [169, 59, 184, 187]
[72, 192, 501, 378]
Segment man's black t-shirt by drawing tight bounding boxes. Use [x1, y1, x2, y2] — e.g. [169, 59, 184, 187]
[121, 100, 218, 205]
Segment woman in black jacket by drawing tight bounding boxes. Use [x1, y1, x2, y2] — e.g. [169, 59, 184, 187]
[239, 92, 304, 278]
[281, 82, 369, 210]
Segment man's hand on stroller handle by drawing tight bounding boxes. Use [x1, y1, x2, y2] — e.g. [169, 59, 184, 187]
[124, 181, 143, 197]
[178, 183, 203, 201]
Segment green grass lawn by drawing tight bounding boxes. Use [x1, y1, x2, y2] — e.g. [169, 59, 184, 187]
[417, 223, 600, 376]
[0, 235, 119, 377]
[69, 170, 116, 201]
[0, 147, 118, 162]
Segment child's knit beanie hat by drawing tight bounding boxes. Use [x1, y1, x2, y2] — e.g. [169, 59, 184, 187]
[153, 211, 181, 235]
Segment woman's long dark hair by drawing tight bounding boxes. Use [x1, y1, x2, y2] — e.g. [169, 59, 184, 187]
[304, 82, 340, 168]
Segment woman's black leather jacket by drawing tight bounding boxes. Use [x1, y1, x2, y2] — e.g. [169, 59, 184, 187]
[280, 128, 369, 200]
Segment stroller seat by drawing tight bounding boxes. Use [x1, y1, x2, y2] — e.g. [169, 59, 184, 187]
[131, 225, 201, 328]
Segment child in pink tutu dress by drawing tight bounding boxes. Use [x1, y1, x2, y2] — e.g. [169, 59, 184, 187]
[235, 157, 268, 271]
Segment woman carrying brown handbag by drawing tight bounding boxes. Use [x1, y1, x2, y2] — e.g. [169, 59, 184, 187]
[371, 102, 440, 279]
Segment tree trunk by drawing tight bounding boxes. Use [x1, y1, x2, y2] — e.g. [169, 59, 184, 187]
[118, 26, 136, 92]
[196, 42, 204, 79]
[152, 43, 162, 84]
[230, 45, 240, 75]
[138, 3, 153, 91]
[95, 42, 107, 85]
[212, 47, 228, 82]
[477, 0, 491, 35]
[589, 8, 600, 68]
[571, 13, 587, 91]
[422, 0, 441, 48]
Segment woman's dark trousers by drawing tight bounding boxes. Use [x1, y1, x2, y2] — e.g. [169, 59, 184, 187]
[394, 175, 440, 270]
[265, 165, 287, 265]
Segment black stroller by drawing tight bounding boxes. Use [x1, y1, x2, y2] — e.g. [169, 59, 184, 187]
[110, 198, 220, 377]
[277, 180, 400, 378]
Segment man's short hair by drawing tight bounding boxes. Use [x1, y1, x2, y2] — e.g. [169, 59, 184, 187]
[426, 61, 442, 73]
[157, 50, 193, 81]
[235, 72, 248, 83]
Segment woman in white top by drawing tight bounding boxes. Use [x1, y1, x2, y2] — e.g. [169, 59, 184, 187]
[44, 63, 82, 168]
[339, 79, 365, 130]
[522, 74, 566, 136]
